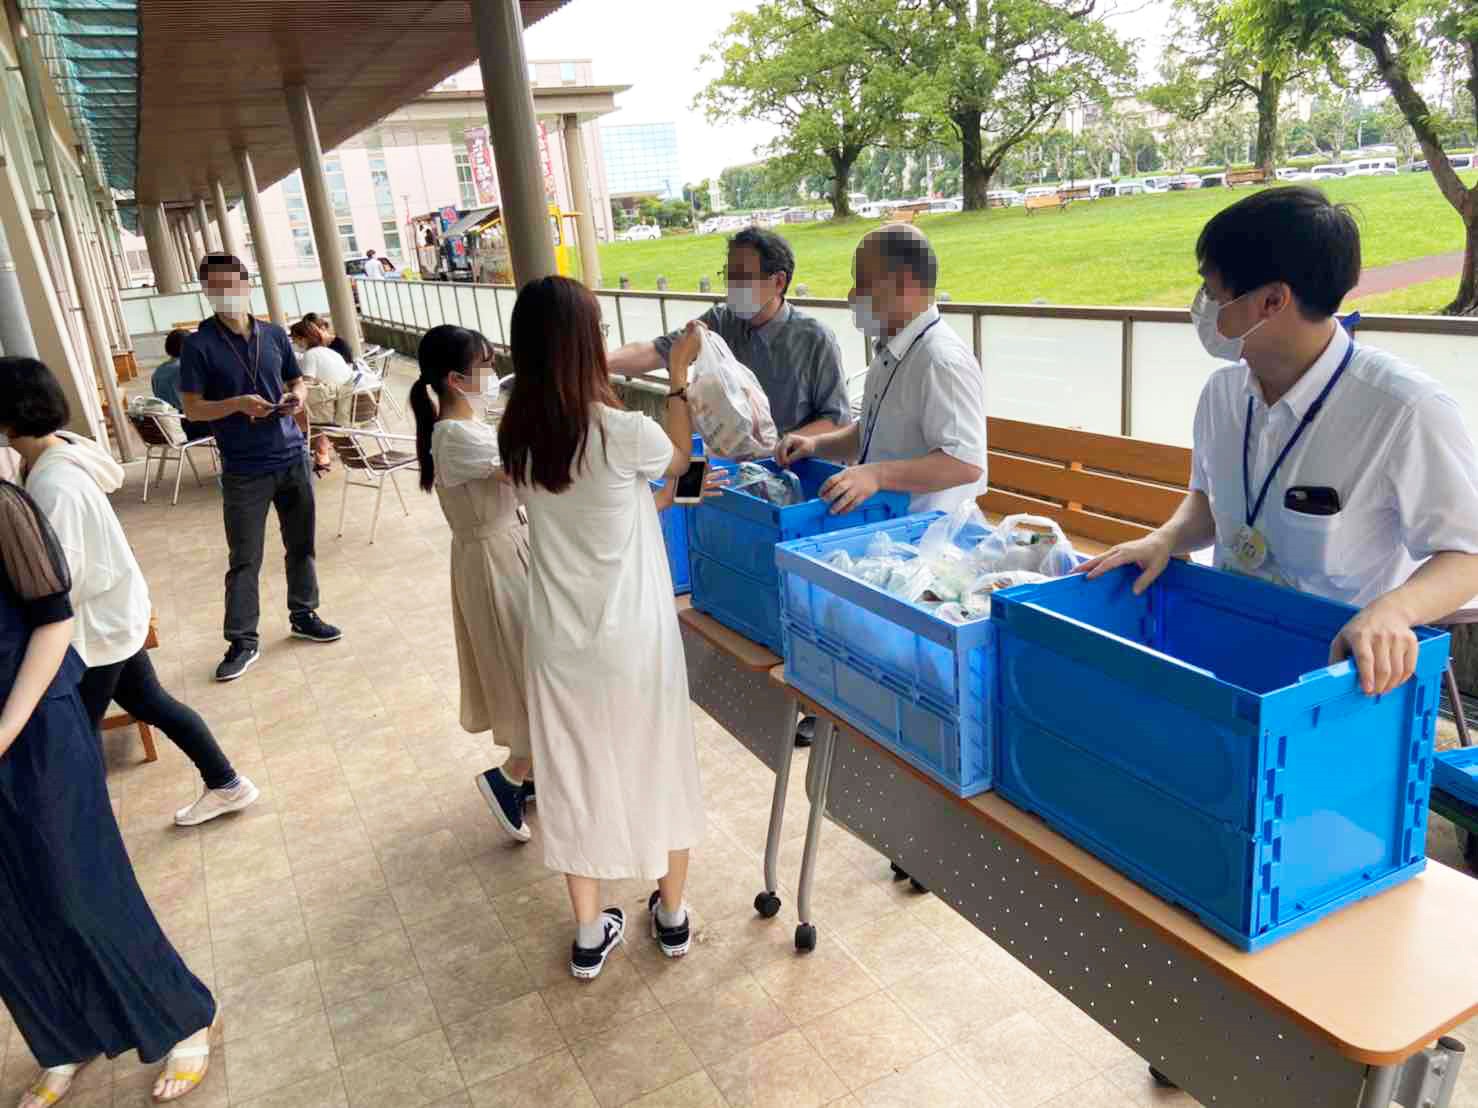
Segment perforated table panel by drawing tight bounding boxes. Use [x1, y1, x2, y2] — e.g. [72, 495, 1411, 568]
[820, 728, 1374, 1107]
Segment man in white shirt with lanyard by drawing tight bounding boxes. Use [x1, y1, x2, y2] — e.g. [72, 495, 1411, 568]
[776, 223, 987, 514]
[1086, 185, 1478, 704]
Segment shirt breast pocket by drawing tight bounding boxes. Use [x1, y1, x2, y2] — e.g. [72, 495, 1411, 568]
[1273, 504, 1345, 575]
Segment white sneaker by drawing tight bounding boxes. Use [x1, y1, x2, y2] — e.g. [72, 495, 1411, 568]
[174, 777, 260, 826]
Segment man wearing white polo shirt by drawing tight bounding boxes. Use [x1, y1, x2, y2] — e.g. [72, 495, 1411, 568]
[776, 223, 987, 514]
[1086, 187, 1478, 704]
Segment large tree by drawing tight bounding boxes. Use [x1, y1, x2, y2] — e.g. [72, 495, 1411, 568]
[805, 0, 1135, 210]
[1240, 0, 1478, 314]
[698, 1, 906, 217]
[1147, 0, 1308, 173]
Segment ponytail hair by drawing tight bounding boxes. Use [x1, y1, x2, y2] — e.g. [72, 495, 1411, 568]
[411, 324, 496, 492]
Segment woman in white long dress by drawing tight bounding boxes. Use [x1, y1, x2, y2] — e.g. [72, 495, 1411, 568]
[499, 276, 705, 980]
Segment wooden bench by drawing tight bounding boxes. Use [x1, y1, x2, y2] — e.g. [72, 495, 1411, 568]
[1058, 185, 1092, 202]
[978, 416, 1192, 548]
[1024, 193, 1066, 215]
[100, 612, 160, 762]
[1227, 167, 1274, 187]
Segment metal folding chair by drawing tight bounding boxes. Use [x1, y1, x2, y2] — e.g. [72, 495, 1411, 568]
[1438, 607, 1478, 748]
[128, 413, 218, 505]
[320, 425, 418, 544]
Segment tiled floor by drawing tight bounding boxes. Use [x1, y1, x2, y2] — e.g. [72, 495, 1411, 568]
[2, 352, 1474, 1107]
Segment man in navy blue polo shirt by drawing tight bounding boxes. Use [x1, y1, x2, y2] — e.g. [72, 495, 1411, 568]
[180, 254, 341, 681]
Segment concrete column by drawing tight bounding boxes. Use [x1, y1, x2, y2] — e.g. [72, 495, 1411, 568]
[284, 84, 360, 355]
[561, 113, 602, 290]
[474, 0, 557, 284]
[13, 25, 128, 457]
[0, 117, 101, 440]
[193, 195, 219, 253]
[97, 197, 129, 290]
[81, 195, 131, 351]
[0, 223, 38, 356]
[173, 215, 194, 279]
[210, 176, 241, 259]
[185, 210, 205, 267]
[233, 147, 284, 325]
[141, 202, 184, 292]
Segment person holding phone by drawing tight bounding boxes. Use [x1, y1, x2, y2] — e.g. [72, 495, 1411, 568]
[179, 254, 341, 683]
[499, 277, 705, 981]
[1084, 187, 1478, 709]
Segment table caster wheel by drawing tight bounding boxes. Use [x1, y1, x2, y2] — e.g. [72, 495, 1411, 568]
[1148, 1066, 1178, 1089]
[754, 891, 782, 918]
[795, 923, 817, 952]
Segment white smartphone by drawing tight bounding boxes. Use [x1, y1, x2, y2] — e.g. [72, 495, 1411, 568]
[673, 456, 708, 505]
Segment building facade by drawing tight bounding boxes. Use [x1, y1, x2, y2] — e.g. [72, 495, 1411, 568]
[601, 122, 682, 201]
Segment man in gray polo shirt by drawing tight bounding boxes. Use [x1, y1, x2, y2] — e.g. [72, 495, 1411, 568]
[608, 226, 850, 437]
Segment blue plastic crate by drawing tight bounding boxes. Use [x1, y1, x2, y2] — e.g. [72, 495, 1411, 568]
[687, 459, 910, 651]
[991, 561, 1449, 951]
[651, 436, 703, 596]
[777, 513, 998, 796]
[1434, 747, 1478, 808]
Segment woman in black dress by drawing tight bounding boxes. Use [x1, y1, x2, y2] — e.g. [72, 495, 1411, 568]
[0, 481, 217, 1106]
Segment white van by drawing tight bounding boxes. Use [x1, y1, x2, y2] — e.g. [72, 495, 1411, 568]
[987, 189, 1023, 206]
[1312, 164, 1348, 179]
[1023, 185, 1058, 200]
[1347, 158, 1398, 176]
[929, 197, 964, 213]
[1450, 154, 1476, 171]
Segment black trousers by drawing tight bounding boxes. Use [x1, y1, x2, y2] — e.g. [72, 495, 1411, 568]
[79, 648, 238, 791]
[221, 457, 319, 648]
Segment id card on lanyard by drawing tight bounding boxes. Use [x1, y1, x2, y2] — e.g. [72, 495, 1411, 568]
[858, 317, 942, 465]
[1232, 339, 1356, 572]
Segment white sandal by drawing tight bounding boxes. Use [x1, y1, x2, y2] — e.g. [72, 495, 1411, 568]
[19, 1061, 86, 1108]
[151, 1036, 212, 1103]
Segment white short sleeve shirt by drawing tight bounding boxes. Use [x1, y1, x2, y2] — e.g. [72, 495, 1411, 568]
[858, 305, 989, 513]
[1190, 324, 1478, 608]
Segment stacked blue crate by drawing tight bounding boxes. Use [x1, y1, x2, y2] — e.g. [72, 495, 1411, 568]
[652, 435, 703, 595]
[990, 560, 1449, 951]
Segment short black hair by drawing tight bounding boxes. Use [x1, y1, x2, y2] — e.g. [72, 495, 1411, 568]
[0, 357, 70, 437]
[1195, 187, 1360, 319]
[872, 225, 939, 292]
[729, 226, 796, 296]
[164, 328, 189, 358]
[365, 248, 376, 257]
[197, 252, 248, 282]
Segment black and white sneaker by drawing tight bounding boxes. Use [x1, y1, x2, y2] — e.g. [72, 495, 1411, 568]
[476, 768, 531, 843]
[521, 777, 536, 805]
[647, 891, 691, 958]
[290, 611, 342, 643]
[215, 642, 259, 682]
[570, 908, 625, 980]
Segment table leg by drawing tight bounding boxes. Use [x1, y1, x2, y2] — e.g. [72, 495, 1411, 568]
[754, 694, 798, 920]
[794, 718, 836, 952]
[1357, 1065, 1398, 1107]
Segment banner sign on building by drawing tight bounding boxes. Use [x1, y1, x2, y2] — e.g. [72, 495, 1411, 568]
[538, 122, 558, 202]
[463, 126, 501, 207]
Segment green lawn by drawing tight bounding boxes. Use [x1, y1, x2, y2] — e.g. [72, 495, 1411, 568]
[598, 173, 1473, 312]
[1350, 275, 1461, 316]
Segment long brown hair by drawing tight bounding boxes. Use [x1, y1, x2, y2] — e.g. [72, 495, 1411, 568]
[498, 276, 620, 493]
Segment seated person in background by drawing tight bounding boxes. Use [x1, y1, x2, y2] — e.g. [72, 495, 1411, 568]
[300, 312, 353, 363]
[607, 226, 850, 439]
[288, 321, 348, 474]
[151, 329, 210, 441]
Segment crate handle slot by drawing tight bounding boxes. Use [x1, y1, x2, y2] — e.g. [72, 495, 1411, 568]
[1297, 660, 1357, 685]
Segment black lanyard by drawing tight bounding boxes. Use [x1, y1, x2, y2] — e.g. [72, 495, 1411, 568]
[859, 316, 943, 464]
[1242, 339, 1356, 528]
[217, 317, 263, 397]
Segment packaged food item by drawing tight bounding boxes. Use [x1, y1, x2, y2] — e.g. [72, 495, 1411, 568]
[687, 331, 778, 460]
[734, 462, 805, 506]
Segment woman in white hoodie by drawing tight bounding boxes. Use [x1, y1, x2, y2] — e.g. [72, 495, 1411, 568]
[0, 357, 258, 827]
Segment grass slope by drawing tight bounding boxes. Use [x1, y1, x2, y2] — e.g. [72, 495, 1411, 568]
[598, 173, 1473, 311]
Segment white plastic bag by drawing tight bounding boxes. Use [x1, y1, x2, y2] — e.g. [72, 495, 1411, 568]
[734, 461, 804, 506]
[687, 330, 778, 460]
[128, 395, 188, 445]
[995, 514, 1080, 578]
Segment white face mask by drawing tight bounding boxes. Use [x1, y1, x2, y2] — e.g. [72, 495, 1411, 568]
[851, 293, 885, 341]
[207, 291, 252, 317]
[1191, 286, 1269, 363]
[453, 371, 494, 399]
[726, 281, 770, 320]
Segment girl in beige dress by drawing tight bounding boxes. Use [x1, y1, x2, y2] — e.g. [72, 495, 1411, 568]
[410, 325, 536, 842]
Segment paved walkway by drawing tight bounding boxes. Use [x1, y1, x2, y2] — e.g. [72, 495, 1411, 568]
[1349, 250, 1464, 299]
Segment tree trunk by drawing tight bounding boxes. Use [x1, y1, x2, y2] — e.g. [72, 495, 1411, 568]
[1447, 214, 1478, 316]
[827, 149, 857, 218]
[1255, 71, 1281, 173]
[957, 109, 988, 210]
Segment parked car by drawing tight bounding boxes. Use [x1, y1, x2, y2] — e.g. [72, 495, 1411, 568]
[1167, 175, 1203, 190]
[1407, 159, 1429, 172]
[1312, 164, 1348, 179]
[619, 223, 661, 241]
[929, 197, 964, 213]
[1023, 186, 1059, 201]
[1450, 154, 1476, 171]
[1346, 158, 1398, 176]
[1138, 176, 1173, 192]
[1276, 167, 1313, 181]
[1200, 173, 1227, 188]
[986, 189, 1024, 207]
[1100, 181, 1148, 197]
